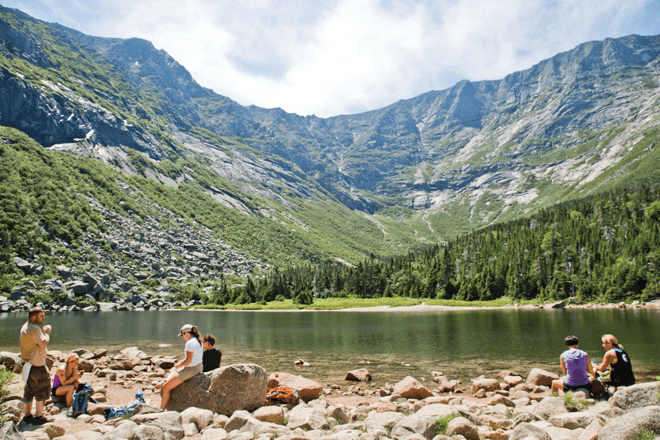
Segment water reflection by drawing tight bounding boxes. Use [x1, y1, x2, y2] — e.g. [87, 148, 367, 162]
[0, 308, 658, 386]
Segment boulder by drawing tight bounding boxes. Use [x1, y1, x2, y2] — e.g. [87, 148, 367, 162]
[98, 420, 138, 440]
[577, 417, 603, 440]
[180, 407, 214, 431]
[471, 378, 501, 394]
[167, 364, 267, 415]
[345, 369, 371, 382]
[268, 372, 322, 403]
[391, 403, 457, 440]
[393, 376, 433, 400]
[364, 411, 404, 434]
[526, 368, 559, 387]
[253, 406, 285, 425]
[446, 417, 479, 440]
[286, 404, 330, 431]
[532, 396, 568, 419]
[548, 411, 601, 429]
[610, 382, 660, 411]
[0, 352, 20, 370]
[130, 411, 184, 440]
[510, 422, 552, 440]
[597, 405, 660, 440]
[0, 422, 23, 440]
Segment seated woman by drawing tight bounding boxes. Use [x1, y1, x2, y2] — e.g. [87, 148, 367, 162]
[594, 334, 635, 391]
[550, 335, 596, 395]
[52, 353, 81, 407]
[156, 324, 203, 409]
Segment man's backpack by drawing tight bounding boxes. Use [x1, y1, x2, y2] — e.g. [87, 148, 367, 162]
[264, 386, 299, 406]
[67, 383, 94, 418]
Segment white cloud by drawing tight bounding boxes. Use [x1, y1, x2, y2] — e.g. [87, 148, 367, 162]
[4, 0, 660, 117]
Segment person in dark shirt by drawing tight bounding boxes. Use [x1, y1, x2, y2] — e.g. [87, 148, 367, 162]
[594, 334, 635, 390]
[202, 334, 222, 372]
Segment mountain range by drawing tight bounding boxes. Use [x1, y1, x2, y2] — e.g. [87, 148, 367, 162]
[1, 4, 660, 273]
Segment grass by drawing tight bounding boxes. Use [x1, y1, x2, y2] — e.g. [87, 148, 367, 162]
[630, 428, 657, 440]
[187, 296, 522, 311]
[435, 413, 461, 436]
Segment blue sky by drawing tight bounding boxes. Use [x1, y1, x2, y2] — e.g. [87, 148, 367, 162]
[3, 0, 659, 117]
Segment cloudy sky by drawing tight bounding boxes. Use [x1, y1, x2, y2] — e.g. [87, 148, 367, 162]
[4, 0, 659, 117]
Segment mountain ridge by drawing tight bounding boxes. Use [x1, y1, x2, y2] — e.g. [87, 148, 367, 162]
[1, 5, 660, 249]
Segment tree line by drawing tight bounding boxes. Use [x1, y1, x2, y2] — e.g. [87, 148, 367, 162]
[211, 185, 660, 305]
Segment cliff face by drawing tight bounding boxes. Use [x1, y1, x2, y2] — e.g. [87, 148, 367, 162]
[1, 5, 660, 224]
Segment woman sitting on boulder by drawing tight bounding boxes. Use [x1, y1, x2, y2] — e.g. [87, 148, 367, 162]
[52, 353, 81, 407]
[550, 335, 596, 395]
[156, 324, 203, 409]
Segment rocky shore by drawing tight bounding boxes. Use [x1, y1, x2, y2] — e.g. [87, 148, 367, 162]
[1, 347, 659, 440]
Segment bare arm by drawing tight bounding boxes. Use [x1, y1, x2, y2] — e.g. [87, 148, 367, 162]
[594, 350, 616, 372]
[36, 325, 51, 349]
[177, 350, 194, 369]
[560, 355, 567, 376]
[586, 354, 596, 379]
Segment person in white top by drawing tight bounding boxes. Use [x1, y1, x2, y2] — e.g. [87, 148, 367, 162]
[156, 324, 203, 409]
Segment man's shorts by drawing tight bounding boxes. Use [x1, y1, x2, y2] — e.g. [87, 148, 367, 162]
[177, 363, 203, 382]
[23, 365, 51, 403]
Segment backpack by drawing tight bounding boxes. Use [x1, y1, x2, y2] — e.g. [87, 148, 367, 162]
[265, 386, 299, 406]
[67, 384, 94, 418]
[103, 391, 145, 420]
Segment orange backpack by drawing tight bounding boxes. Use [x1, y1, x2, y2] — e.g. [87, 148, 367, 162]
[264, 386, 300, 406]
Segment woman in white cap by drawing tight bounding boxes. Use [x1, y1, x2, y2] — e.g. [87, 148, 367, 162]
[156, 324, 203, 409]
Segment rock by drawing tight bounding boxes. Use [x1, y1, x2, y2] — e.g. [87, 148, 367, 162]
[224, 410, 288, 437]
[98, 420, 138, 440]
[471, 379, 501, 394]
[446, 417, 479, 440]
[488, 395, 515, 407]
[544, 301, 566, 309]
[393, 376, 433, 400]
[129, 424, 165, 439]
[391, 403, 457, 440]
[609, 382, 660, 410]
[168, 364, 267, 415]
[502, 375, 523, 387]
[180, 407, 214, 431]
[345, 369, 371, 382]
[286, 404, 330, 431]
[38, 423, 66, 438]
[200, 428, 228, 440]
[0, 352, 20, 371]
[577, 417, 603, 440]
[510, 422, 552, 440]
[532, 396, 568, 419]
[268, 372, 322, 403]
[130, 411, 184, 440]
[598, 405, 660, 440]
[364, 411, 404, 434]
[0, 421, 23, 440]
[526, 368, 559, 387]
[253, 406, 285, 425]
[548, 411, 600, 429]
[330, 405, 349, 424]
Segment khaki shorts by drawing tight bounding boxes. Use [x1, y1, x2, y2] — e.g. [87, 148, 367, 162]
[23, 365, 51, 403]
[177, 363, 203, 382]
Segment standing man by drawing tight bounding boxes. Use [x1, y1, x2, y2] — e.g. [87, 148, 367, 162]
[20, 307, 52, 425]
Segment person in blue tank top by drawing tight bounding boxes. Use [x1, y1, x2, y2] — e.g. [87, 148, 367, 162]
[550, 335, 596, 395]
[594, 334, 635, 390]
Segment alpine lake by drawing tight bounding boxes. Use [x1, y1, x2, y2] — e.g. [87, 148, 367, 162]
[1, 307, 658, 387]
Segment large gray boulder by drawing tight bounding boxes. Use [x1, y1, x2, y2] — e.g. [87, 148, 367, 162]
[533, 396, 568, 419]
[391, 403, 457, 440]
[510, 422, 552, 440]
[167, 364, 267, 415]
[597, 406, 660, 440]
[610, 382, 660, 411]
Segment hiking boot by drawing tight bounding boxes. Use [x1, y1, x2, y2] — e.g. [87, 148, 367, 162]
[29, 415, 50, 425]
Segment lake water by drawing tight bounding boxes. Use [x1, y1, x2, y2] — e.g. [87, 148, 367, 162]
[1, 308, 658, 387]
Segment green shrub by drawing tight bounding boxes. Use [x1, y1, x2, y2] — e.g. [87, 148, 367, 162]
[0, 365, 14, 402]
[435, 413, 460, 436]
[630, 428, 657, 440]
